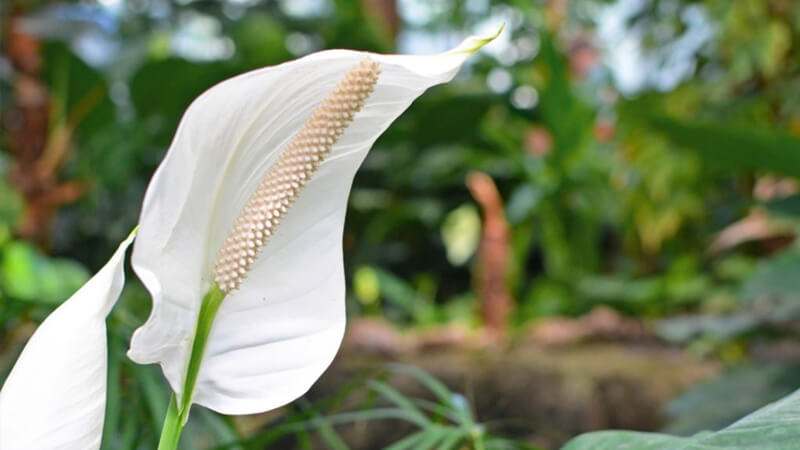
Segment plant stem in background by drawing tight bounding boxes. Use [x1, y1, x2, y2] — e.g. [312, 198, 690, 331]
[5, 13, 86, 246]
[467, 171, 513, 337]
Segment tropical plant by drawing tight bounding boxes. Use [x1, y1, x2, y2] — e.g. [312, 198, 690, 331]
[0, 27, 502, 450]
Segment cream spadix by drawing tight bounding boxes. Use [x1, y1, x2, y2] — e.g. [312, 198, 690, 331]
[214, 59, 381, 293]
[0, 232, 135, 450]
[129, 27, 501, 415]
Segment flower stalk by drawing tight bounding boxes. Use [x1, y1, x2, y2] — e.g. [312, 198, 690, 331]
[158, 283, 225, 449]
[156, 396, 181, 450]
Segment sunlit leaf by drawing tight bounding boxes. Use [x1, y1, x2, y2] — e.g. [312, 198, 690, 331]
[0, 242, 89, 305]
[441, 203, 481, 266]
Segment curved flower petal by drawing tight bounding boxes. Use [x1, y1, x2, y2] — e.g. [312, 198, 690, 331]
[0, 232, 135, 450]
[129, 29, 500, 415]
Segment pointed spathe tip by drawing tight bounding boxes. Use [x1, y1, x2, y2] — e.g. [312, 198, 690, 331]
[452, 22, 505, 56]
[488, 21, 506, 42]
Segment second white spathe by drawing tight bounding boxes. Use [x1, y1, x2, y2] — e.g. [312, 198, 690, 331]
[0, 232, 135, 450]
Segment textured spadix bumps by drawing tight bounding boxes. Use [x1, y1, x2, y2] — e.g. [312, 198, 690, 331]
[214, 59, 381, 292]
[129, 29, 500, 415]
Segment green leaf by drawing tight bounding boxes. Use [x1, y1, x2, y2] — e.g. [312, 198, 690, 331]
[656, 314, 757, 343]
[648, 116, 800, 178]
[763, 195, 800, 218]
[387, 364, 454, 409]
[412, 426, 451, 450]
[486, 437, 543, 450]
[564, 387, 800, 449]
[436, 429, 465, 450]
[0, 241, 90, 305]
[102, 333, 124, 449]
[196, 409, 244, 450]
[42, 41, 115, 140]
[354, 266, 381, 306]
[368, 380, 430, 426]
[373, 268, 437, 325]
[506, 184, 543, 224]
[230, 13, 291, 69]
[130, 58, 233, 145]
[741, 249, 800, 301]
[385, 93, 494, 148]
[440, 204, 480, 266]
[687, 388, 800, 449]
[0, 179, 22, 229]
[136, 364, 170, 436]
[304, 406, 350, 450]
[563, 431, 695, 450]
[387, 364, 475, 428]
[384, 431, 429, 450]
[665, 365, 800, 436]
[536, 32, 594, 157]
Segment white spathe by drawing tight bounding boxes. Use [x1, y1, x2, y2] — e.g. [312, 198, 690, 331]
[128, 29, 501, 415]
[0, 233, 135, 450]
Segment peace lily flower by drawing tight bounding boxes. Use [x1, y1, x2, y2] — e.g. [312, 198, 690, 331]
[0, 231, 135, 450]
[0, 26, 500, 450]
[128, 28, 502, 440]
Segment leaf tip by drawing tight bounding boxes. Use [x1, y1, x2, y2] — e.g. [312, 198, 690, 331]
[128, 225, 140, 241]
[453, 23, 505, 56]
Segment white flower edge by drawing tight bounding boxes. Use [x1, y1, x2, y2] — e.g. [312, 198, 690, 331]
[128, 27, 501, 415]
[0, 231, 135, 450]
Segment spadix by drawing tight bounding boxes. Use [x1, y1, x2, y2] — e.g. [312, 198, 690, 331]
[214, 59, 381, 293]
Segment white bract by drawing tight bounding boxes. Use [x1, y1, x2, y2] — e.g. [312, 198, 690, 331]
[0, 233, 135, 450]
[128, 29, 501, 415]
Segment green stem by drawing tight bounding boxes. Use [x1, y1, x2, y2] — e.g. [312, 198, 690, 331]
[179, 283, 226, 423]
[157, 283, 226, 449]
[157, 396, 181, 450]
